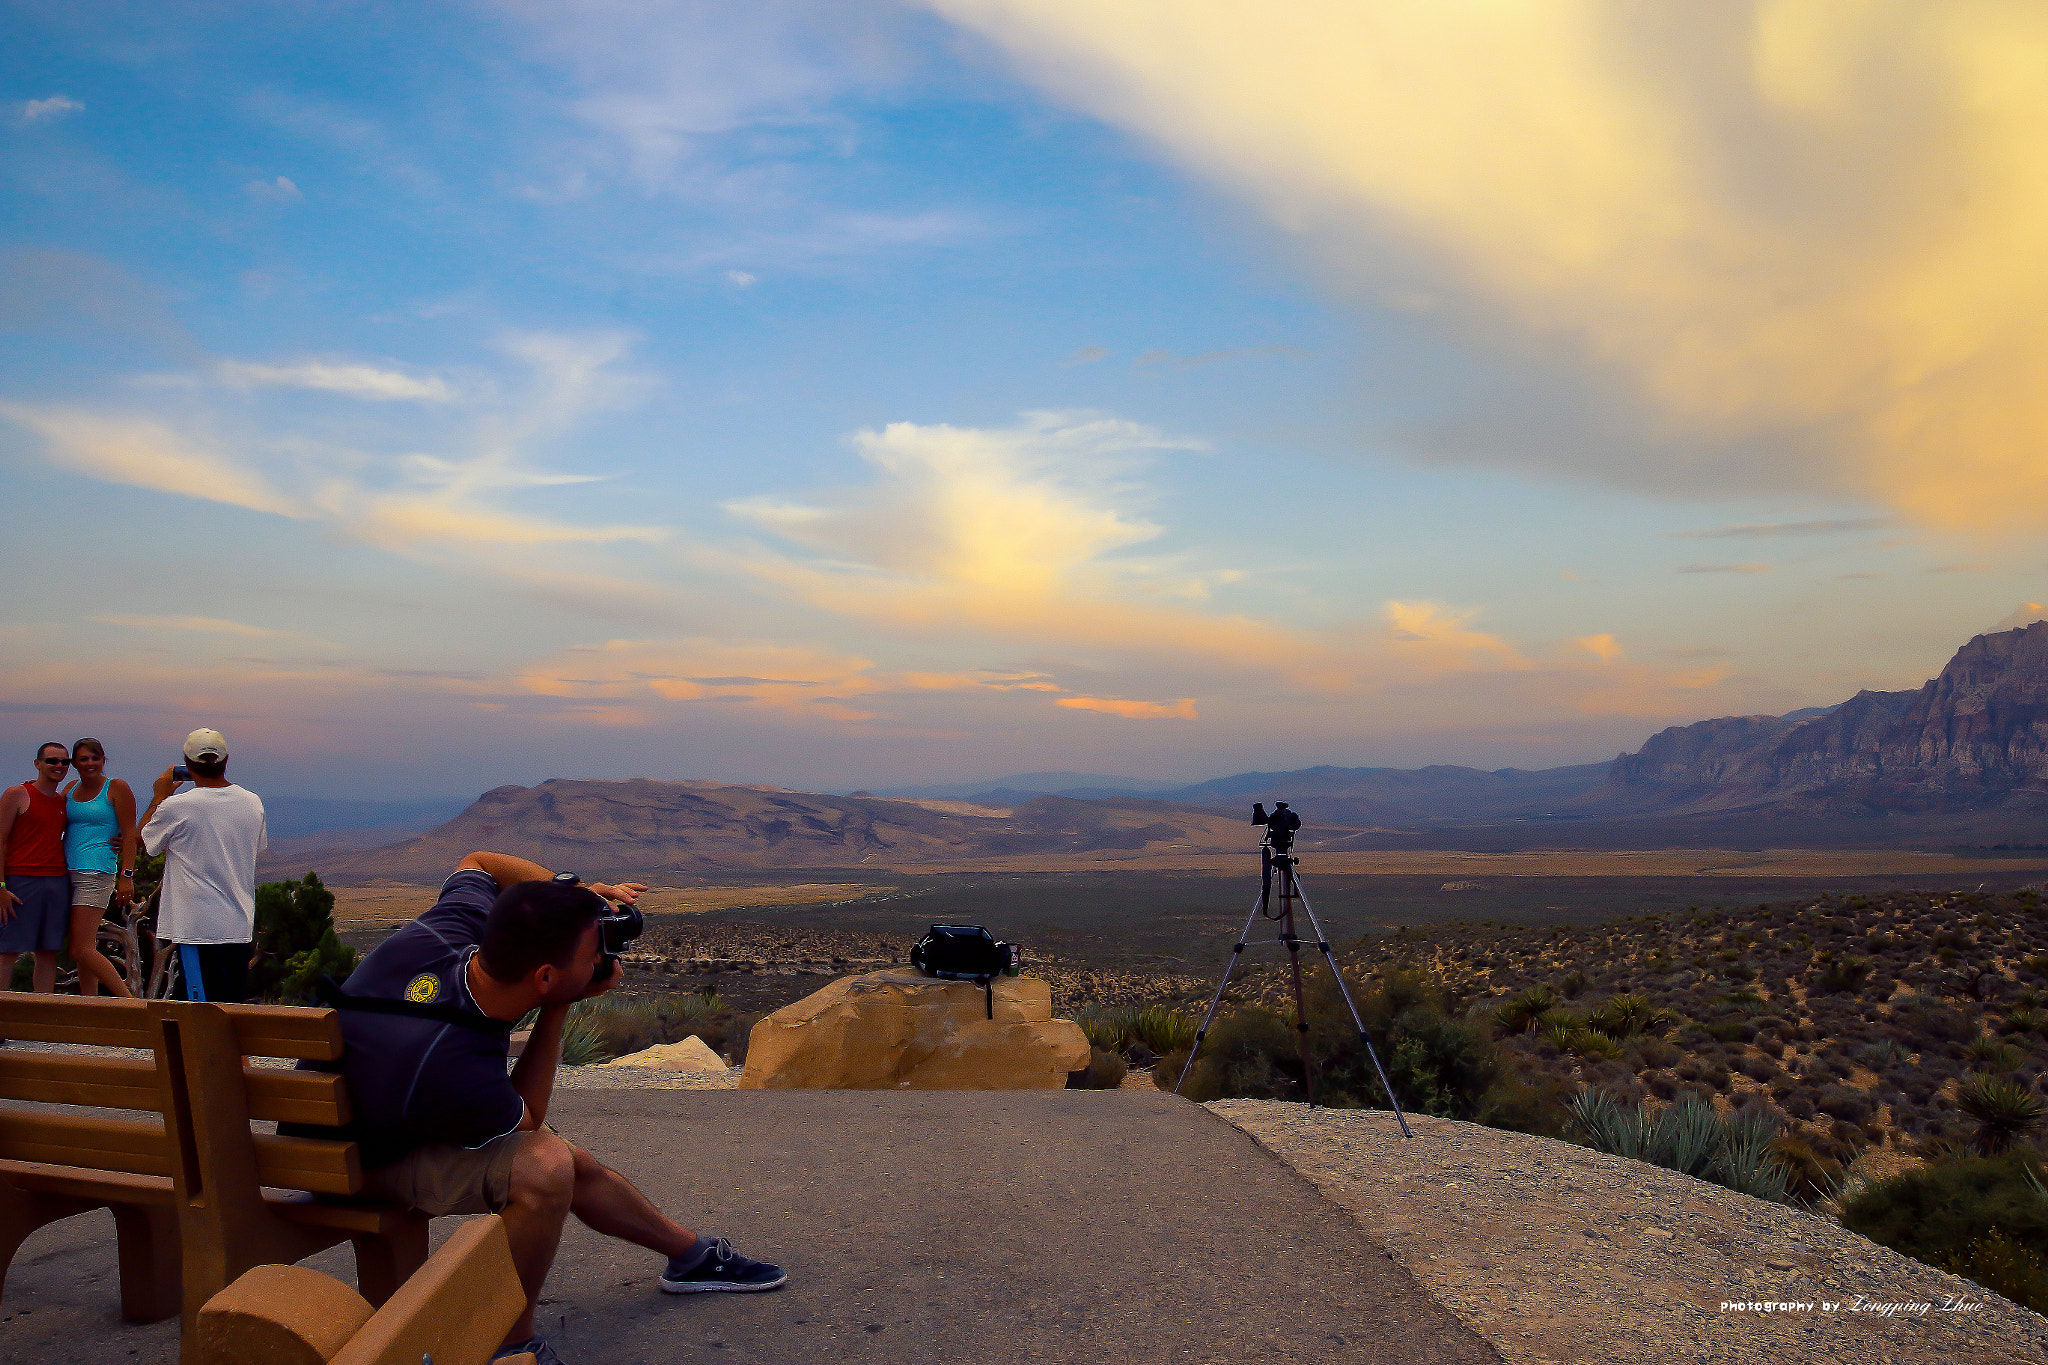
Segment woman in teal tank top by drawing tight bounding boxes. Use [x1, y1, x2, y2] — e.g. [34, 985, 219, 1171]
[61, 737, 138, 997]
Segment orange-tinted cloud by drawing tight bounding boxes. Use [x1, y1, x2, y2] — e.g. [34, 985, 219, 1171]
[1055, 695, 1198, 720]
[929, 1, 2048, 528]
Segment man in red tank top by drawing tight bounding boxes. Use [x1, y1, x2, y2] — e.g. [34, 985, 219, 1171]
[0, 741, 73, 992]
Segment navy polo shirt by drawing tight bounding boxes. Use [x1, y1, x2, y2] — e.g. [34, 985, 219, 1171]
[288, 869, 524, 1168]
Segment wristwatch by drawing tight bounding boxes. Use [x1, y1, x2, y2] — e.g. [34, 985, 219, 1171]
[552, 871, 582, 888]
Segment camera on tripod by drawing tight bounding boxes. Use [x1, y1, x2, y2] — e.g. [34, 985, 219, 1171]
[1250, 800, 1301, 854]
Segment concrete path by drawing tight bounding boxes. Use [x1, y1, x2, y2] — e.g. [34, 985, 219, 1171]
[0, 1089, 1496, 1365]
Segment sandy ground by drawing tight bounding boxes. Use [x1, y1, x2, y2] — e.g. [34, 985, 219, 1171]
[329, 881, 893, 926]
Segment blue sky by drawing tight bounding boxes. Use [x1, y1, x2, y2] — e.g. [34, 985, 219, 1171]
[4, 2, 2044, 800]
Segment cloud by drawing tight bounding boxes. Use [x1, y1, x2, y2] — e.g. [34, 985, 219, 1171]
[1062, 345, 1107, 366]
[928, 2, 2048, 527]
[1676, 562, 1772, 575]
[1994, 603, 2048, 632]
[1927, 562, 1993, 574]
[1671, 517, 1900, 539]
[0, 405, 303, 517]
[1575, 633, 1621, 663]
[244, 176, 303, 202]
[724, 270, 758, 287]
[216, 360, 453, 402]
[1055, 695, 1197, 720]
[90, 615, 295, 639]
[18, 95, 83, 123]
[514, 637, 1017, 724]
[1384, 601, 1524, 668]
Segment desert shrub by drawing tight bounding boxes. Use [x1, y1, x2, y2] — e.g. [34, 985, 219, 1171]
[1858, 1040, 1913, 1069]
[1077, 1003, 1199, 1059]
[1567, 1090, 1789, 1202]
[1737, 1054, 1780, 1083]
[1769, 1134, 1844, 1206]
[1816, 1085, 1876, 1123]
[1940, 1229, 2048, 1313]
[1812, 955, 1872, 994]
[1067, 1047, 1128, 1089]
[252, 872, 359, 1004]
[1841, 1150, 2048, 1273]
[1956, 1075, 2048, 1154]
[1633, 1036, 1682, 1069]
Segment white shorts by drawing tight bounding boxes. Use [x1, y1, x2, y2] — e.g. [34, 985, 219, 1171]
[70, 870, 119, 910]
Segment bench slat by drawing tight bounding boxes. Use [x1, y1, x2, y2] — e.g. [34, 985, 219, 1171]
[219, 1003, 346, 1061]
[0, 995, 152, 1049]
[0, 1053, 348, 1125]
[0, 1111, 169, 1177]
[0, 1053, 160, 1110]
[0, 1158, 177, 1205]
[252, 1132, 361, 1196]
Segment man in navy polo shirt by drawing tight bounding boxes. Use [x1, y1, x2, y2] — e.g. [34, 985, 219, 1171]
[302, 849, 785, 1365]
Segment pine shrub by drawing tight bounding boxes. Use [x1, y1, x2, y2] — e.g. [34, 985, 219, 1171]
[250, 872, 358, 1003]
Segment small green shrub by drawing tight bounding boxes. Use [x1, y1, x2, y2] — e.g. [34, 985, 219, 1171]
[1841, 1149, 2048, 1271]
[2004, 1007, 2047, 1035]
[1494, 986, 1557, 1034]
[1967, 1037, 2027, 1072]
[559, 1001, 615, 1066]
[1585, 994, 1673, 1039]
[1939, 1228, 2048, 1312]
[1067, 1047, 1128, 1089]
[251, 872, 359, 1003]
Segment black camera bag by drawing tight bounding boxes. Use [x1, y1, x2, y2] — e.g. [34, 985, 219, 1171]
[910, 924, 1020, 1018]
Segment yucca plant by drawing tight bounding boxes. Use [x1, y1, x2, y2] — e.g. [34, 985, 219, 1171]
[1568, 1090, 1789, 1202]
[2004, 1006, 2048, 1035]
[1130, 1004, 1198, 1056]
[1967, 1037, 2028, 1072]
[1585, 993, 1673, 1039]
[1494, 985, 1557, 1034]
[1957, 1075, 2048, 1155]
[1563, 1027, 1623, 1059]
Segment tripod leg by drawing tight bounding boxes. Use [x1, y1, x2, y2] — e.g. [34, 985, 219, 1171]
[1279, 863, 1317, 1108]
[1175, 894, 1265, 1095]
[1296, 876, 1414, 1138]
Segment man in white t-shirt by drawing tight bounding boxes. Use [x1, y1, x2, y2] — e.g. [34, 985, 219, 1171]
[139, 728, 267, 1003]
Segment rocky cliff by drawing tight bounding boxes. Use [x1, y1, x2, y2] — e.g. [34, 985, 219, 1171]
[1608, 623, 2048, 813]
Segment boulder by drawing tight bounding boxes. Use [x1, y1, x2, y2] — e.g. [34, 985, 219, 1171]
[603, 1035, 729, 1072]
[739, 968, 1090, 1090]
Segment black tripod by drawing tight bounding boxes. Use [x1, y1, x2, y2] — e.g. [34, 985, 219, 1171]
[1175, 806, 1413, 1136]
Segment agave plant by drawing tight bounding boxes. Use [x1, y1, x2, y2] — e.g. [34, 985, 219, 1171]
[1956, 1074, 2048, 1154]
[2004, 1006, 2048, 1035]
[1568, 1089, 1790, 1203]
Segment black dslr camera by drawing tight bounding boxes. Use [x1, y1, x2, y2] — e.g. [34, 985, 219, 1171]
[552, 871, 644, 986]
[1251, 800, 1301, 853]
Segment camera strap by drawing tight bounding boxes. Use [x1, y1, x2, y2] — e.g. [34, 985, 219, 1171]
[315, 976, 516, 1036]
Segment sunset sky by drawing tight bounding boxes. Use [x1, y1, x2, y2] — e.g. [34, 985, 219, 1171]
[5, 2, 2046, 801]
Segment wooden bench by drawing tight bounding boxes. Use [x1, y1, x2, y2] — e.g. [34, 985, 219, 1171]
[0, 995, 429, 1351]
[194, 1212, 529, 1365]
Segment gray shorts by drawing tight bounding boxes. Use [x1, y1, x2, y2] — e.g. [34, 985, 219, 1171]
[0, 875, 71, 952]
[70, 869, 119, 911]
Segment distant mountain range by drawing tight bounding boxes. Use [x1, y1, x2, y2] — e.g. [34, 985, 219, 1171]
[286, 625, 2048, 878]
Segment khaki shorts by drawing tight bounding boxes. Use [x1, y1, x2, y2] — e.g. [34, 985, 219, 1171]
[70, 870, 119, 910]
[361, 1127, 542, 1217]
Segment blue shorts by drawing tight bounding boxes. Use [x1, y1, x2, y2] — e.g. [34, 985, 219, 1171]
[0, 875, 71, 952]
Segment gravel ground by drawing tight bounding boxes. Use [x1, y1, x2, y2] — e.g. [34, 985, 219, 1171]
[1209, 1100, 2048, 1365]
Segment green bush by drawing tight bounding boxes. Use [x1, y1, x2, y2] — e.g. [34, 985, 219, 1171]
[1494, 986, 1556, 1034]
[251, 873, 357, 1003]
[1841, 1150, 2048, 1271]
[1940, 1228, 2048, 1311]
[558, 1000, 615, 1066]
[1956, 1075, 2048, 1154]
[1067, 1047, 1129, 1089]
[1073, 1004, 1198, 1058]
[1584, 994, 1672, 1038]
[1567, 1090, 1790, 1203]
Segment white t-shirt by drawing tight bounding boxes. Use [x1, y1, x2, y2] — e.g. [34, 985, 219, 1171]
[141, 785, 268, 944]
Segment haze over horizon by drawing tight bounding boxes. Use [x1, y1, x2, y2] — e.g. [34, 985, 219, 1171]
[6, 3, 2048, 801]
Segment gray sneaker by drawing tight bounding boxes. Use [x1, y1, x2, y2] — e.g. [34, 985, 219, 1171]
[661, 1237, 788, 1293]
[492, 1336, 566, 1365]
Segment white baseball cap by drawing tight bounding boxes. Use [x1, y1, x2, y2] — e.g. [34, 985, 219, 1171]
[183, 728, 228, 762]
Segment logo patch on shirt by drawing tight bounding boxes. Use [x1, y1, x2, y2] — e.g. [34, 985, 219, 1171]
[404, 973, 441, 1005]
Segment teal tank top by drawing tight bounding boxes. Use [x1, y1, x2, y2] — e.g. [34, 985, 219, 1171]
[65, 780, 121, 874]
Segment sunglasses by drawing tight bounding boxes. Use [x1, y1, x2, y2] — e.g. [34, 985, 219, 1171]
[39, 757, 70, 766]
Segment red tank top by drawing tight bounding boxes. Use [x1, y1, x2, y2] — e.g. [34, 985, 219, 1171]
[6, 784, 67, 876]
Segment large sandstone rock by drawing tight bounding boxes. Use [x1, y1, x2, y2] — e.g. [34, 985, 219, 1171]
[739, 969, 1090, 1090]
[603, 1035, 728, 1071]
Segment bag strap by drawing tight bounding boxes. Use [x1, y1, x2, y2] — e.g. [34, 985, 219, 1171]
[315, 976, 516, 1036]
